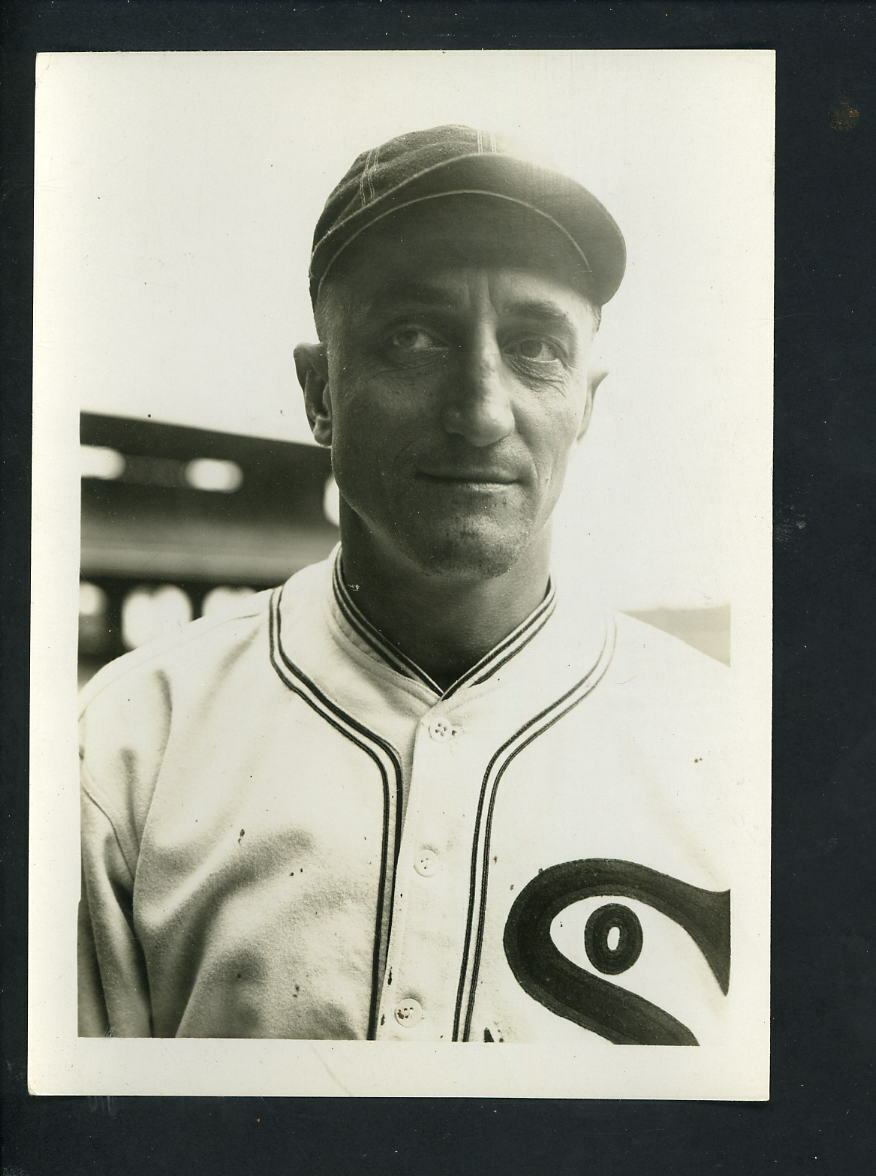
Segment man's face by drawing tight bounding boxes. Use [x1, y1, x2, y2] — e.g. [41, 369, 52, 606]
[300, 197, 600, 580]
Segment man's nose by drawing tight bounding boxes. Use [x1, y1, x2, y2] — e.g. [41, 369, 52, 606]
[441, 338, 515, 447]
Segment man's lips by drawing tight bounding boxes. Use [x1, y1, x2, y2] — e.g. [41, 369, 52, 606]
[416, 469, 519, 485]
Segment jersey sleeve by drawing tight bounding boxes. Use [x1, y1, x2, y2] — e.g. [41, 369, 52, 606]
[77, 644, 175, 1037]
[78, 764, 153, 1037]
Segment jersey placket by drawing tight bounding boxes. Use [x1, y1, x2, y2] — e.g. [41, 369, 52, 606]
[375, 696, 479, 1040]
[327, 550, 567, 1040]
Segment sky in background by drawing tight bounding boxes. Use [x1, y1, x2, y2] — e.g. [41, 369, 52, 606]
[35, 50, 773, 610]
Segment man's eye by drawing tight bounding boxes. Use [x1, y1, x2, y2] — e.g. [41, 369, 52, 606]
[387, 326, 446, 353]
[508, 337, 563, 363]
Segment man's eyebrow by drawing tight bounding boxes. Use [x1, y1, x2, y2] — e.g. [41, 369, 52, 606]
[500, 299, 580, 331]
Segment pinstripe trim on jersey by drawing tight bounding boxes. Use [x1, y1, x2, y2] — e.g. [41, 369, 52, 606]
[332, 555, 443, 694]
[332, 550, 557, 701]
[451, 614, 617, 1041]
[443, 583, 556, 699]
[268, 585, 403, 1041]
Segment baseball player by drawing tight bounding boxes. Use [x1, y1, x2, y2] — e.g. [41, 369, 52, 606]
[79, 125, 751, 1046]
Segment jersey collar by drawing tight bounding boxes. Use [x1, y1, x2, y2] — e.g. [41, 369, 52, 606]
[330, 548, 557, 702]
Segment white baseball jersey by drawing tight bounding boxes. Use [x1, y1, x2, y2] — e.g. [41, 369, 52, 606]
[79, 549, 752, 1046]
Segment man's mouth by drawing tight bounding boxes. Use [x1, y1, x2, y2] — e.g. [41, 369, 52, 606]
[416, 470, 518, 485]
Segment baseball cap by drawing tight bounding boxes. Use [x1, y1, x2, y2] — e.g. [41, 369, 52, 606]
[309, 124, 626, 307]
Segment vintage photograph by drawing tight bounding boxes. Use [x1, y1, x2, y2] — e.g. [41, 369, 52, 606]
[30, 49, 773, 1096]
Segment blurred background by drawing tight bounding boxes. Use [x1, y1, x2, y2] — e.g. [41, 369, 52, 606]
[77, 412, 338, 685]
[35, 53, 773, 684]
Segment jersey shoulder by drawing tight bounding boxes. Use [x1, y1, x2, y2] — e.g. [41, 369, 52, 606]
[610, 609, 730, 686]
[603, 610, 734, 742]
[79, 587, 273, 718]
[77, 562, 329, 835]
[78, 554, 332, 716]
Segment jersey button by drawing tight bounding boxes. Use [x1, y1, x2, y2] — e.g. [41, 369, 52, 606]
[414, 850, 438, 877]
[393, 998, 423, 1027]
[428, 715, 454, 741]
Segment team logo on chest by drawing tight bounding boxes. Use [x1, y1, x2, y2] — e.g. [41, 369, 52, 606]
[503, 859, 730, 1045]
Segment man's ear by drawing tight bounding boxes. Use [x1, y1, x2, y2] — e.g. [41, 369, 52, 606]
[294, 343, 332, 447]
[576, 367, 608, 441]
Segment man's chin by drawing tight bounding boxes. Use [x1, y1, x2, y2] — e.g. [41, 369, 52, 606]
[399, 525, 526, 581]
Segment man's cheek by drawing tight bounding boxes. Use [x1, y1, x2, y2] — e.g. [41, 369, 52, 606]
[332, 438, 395, 509]
[529, 424, 578, 488]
